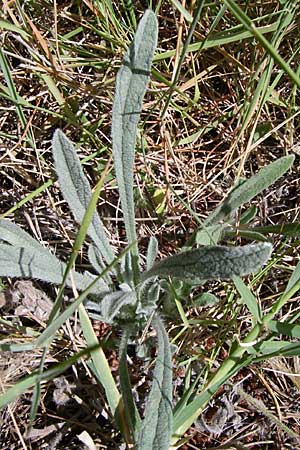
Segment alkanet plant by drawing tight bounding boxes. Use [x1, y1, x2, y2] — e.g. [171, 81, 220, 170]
[0, 9, 297, 450]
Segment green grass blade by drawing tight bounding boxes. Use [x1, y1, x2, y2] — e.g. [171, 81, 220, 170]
[249, 223, 300, 237]
[264, 262, 300, 322]
[0, 345, 99, 410]
[78, 304, 121, 421]
[36, 243, 134, 347]
[0, 48, 34, 147]
[254, 341, 300, 359]
[0, 179, 54, 219]
[0, 342, 35, 352]
[153, 21, 280, 62]
[0, 48, 26, 128]
[160, 0, 204, 118]
[170, 0, 193, 23]
[233, 276, 262, 323]
[224, 0, 300, 88]
[0, 19, 30, 38]
[285, 260, 300, 293]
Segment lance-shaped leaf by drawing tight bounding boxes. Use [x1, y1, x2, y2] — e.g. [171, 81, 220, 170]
[88, 244, 104, 274]
[100, 284, 137, 324]
[195, 224, 228, 246]
[146, 236, 158, 270]
[137, 315, 173, 450]
[141, 243, 272, 282]
[119, 328, 142, 442]
[205, 155, 294, 226]
[52, 130, 115, 265]
[112, 10, 158, 249]
[136, 279, 160, 318]
[0, 244, 108, 295]
[0, 219, 53, 256]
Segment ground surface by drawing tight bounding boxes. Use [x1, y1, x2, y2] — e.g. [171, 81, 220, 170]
[1, 1, 300, 449]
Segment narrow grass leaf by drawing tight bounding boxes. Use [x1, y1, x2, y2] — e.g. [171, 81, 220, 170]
[205, 155, 294, 226]
[0, 342, 35, 352]
[0, 346, 100, 410]
[240, 206, 258, 224]
[137, 315, 173, 450]
[233, 276, 262, 323]
[264, 265, 300, 323]
[79, 305, 122, 424]
[160, 1, 204, 118]
[0, 179, 54, 219]
[142, 243, 272, 282]
[233, 229, 269, 242]
[285, 260, 300, 293]
[154, 21, 280, 62]
[251, 223, 300, 237]
[0, 48, 26, 129]
[224, 0, 300, 88]
[170, 0, 193, 22]
[254, 341, 300, 359]
[0, 19, 30, 39]
[52, 130, 115, 265]
[112, 10, 158, 250]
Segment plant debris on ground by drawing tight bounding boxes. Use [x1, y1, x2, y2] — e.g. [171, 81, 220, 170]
[1, 1, 300, 449]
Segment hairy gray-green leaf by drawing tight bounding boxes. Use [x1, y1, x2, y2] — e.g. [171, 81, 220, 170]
[0, 244, 108, 295]
[84, 299, 103, 321]
[141, 243, 272, 282]
[195, 224, 228, 246]
[0, 219, 52, 256]
[52, 130, 115, 265]
[112, 10, 158, 249]
[119, 329, 141, 441]
[88, 244, 105, 273]
[193, 292, 219, 307]
[146, 236, 158, 270]
[137, 315, 172, 450]
[136, 279, 160, 318]
[120, 252, 134, 286]
[205, 155, 294, 226]
[101, 284, 137, 323]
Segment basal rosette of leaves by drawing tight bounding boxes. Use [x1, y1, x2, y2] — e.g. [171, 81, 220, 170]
[0, 9, 297, 450]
